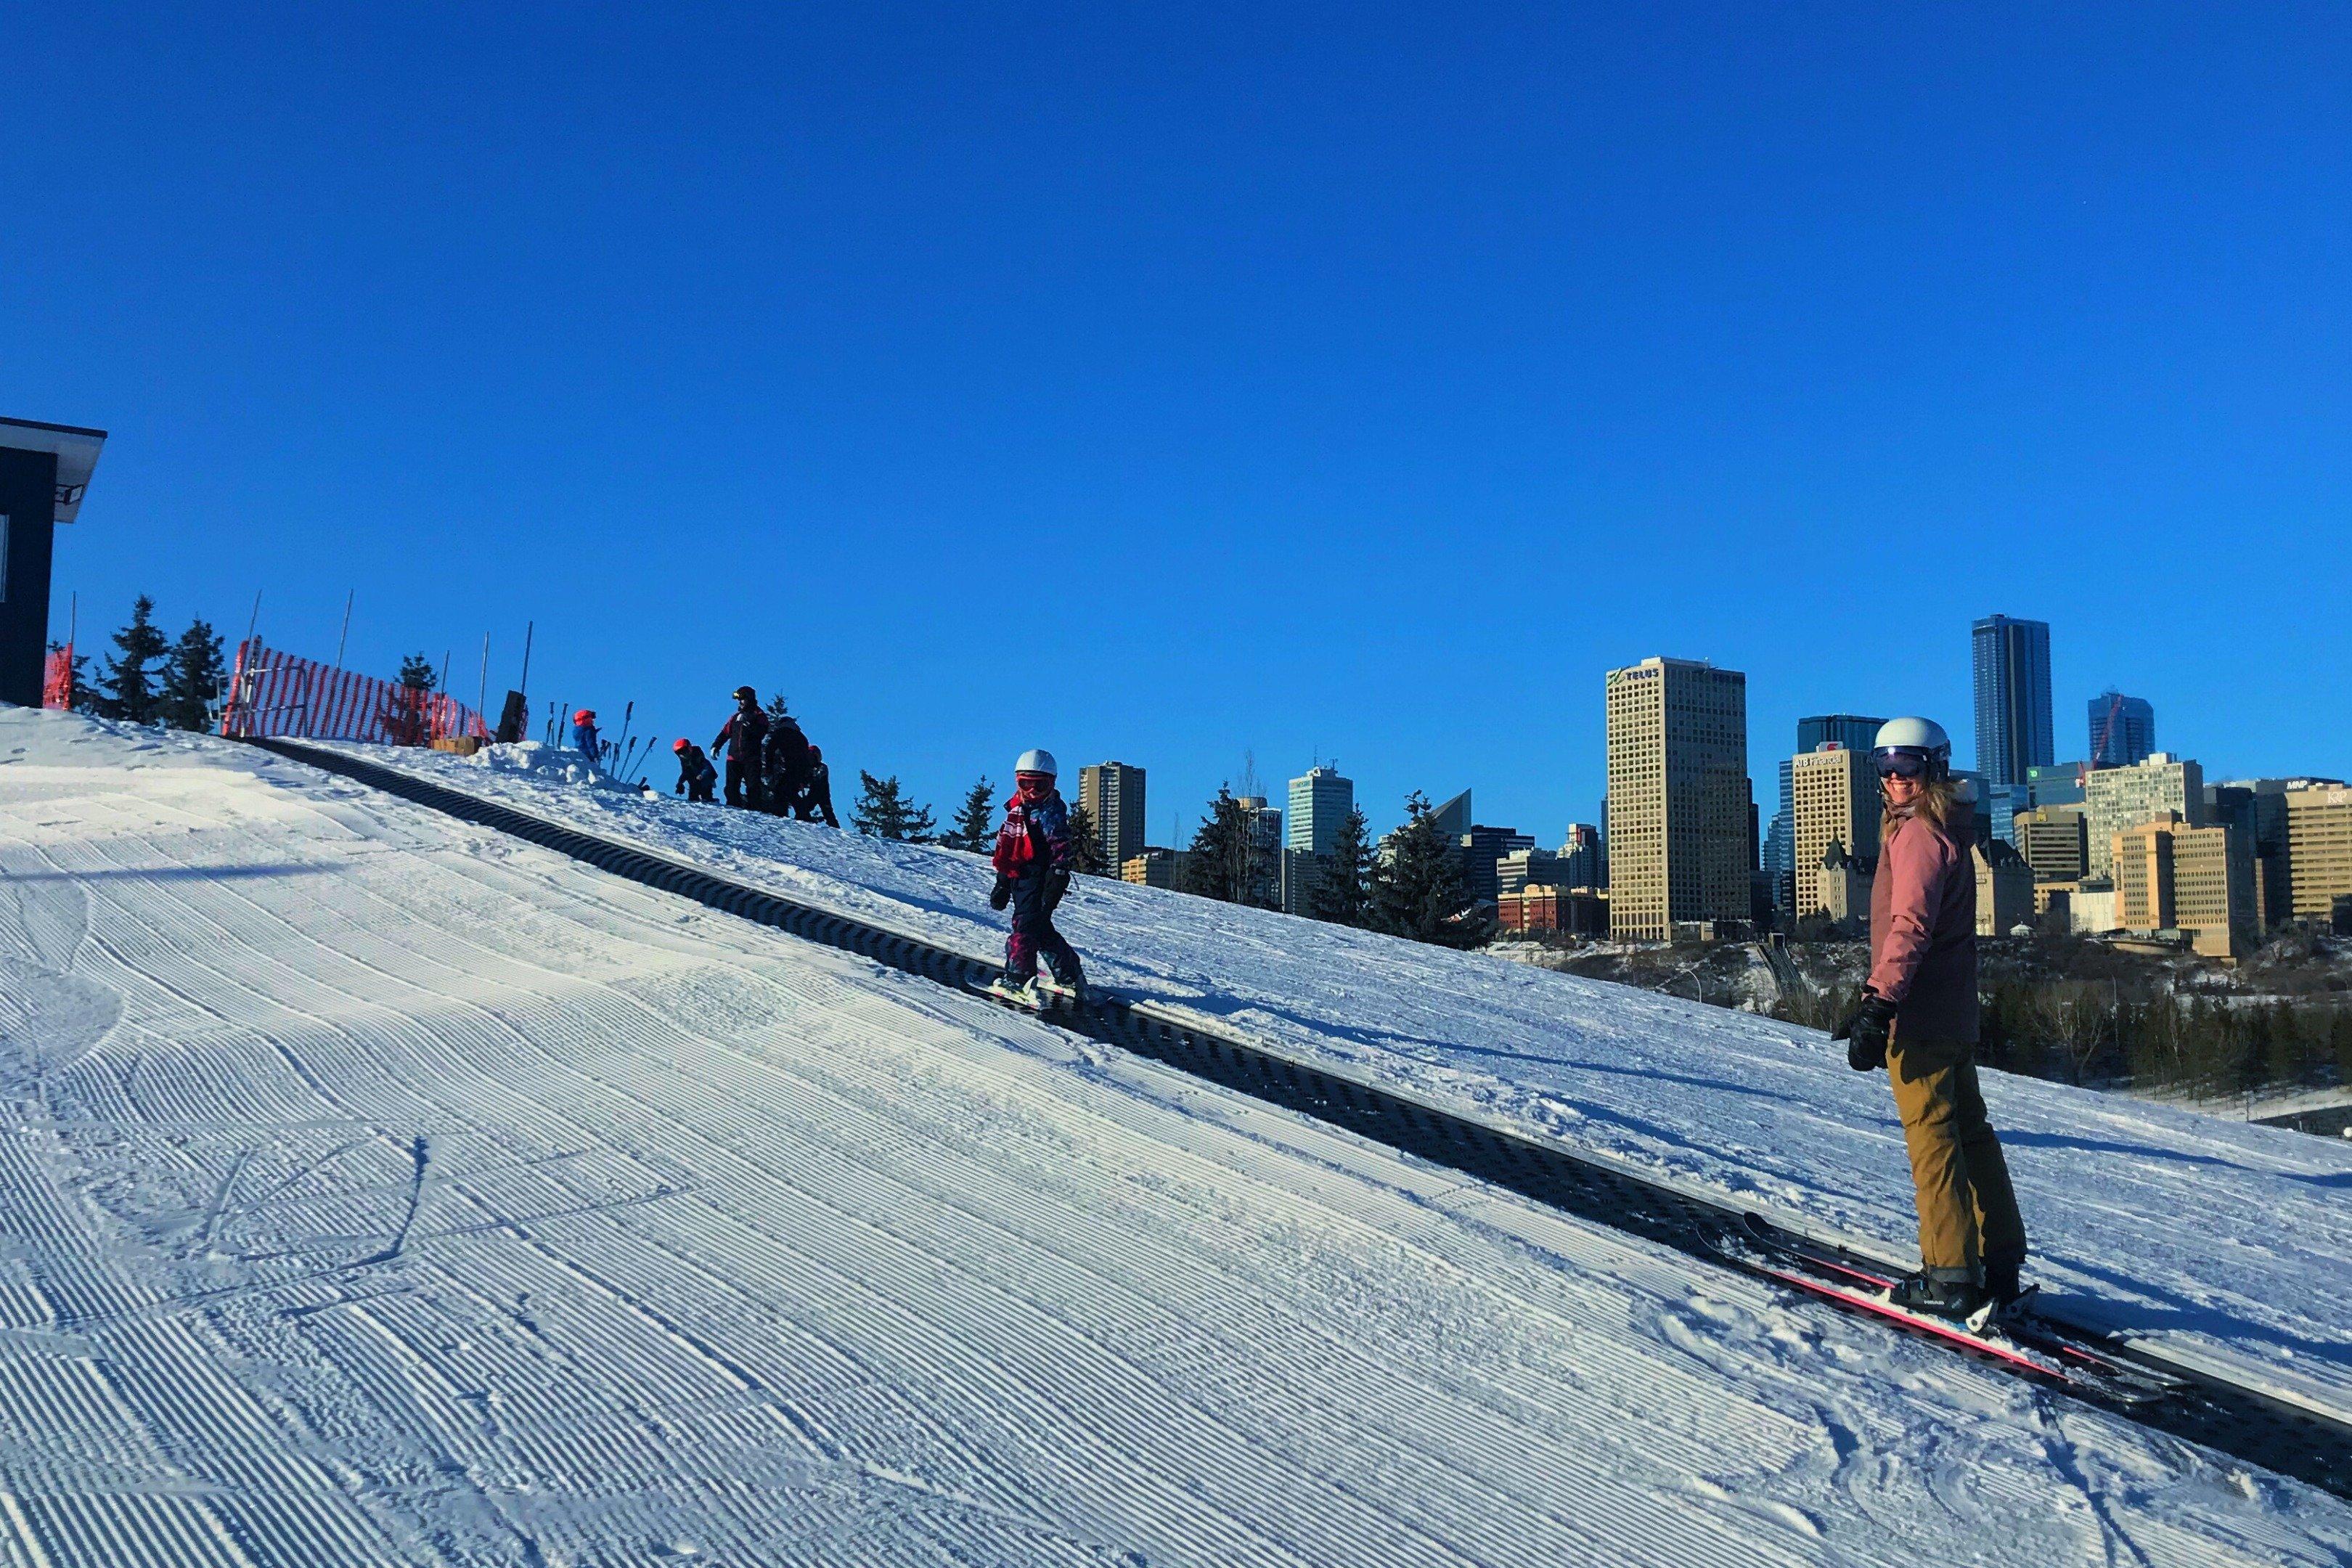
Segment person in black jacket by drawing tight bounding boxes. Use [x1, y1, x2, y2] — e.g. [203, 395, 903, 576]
[711, 687, 769, 809]
[673, 739, 717, 803]
[762, 709, 813, 817]
[797, 745, 840, 827]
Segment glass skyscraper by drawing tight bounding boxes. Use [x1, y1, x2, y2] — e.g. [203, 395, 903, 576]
[2088, 690, 2155, 769]
[1971, 615, 2053, 788]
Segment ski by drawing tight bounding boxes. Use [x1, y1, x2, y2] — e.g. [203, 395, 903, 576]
[971, 975, 1085, 1014]
[1718, 1213, 2181, 1405]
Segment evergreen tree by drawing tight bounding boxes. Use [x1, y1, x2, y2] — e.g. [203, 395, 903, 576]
[1309, 806, 1374, 926]
[160, 617, 227, 732]
[1181, 786, 1253, 902]
[852, 772, 936, 841]
[97, 595, 170, 724]
[764, 693, 793, 722]
[1067, 802, 1109, 875]
[1371, 791, 1492, 947]
[397, 653, 438, 691]
[941, 777, 999, 854]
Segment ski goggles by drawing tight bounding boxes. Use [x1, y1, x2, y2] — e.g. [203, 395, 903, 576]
[1873, 749, 1932, 780]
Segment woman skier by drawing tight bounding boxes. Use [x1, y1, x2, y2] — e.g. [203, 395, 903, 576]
[987, 749, 1086, 1007]
[1836, 716, 2028, 1320]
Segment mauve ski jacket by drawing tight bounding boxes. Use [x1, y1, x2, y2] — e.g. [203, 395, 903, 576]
[1866, 796, 1980, 1045]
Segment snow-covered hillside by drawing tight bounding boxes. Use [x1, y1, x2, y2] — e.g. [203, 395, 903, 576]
[360, 736, 2352, 1421]
[0, 709, 2345, 1565]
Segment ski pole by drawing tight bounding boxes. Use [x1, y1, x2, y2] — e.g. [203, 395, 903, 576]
[610, 701, 635, 769]
[632, 740, 661, 787]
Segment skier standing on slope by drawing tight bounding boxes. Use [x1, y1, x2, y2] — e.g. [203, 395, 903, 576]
[711, 687, 769, 809]
[762, 708, 814, 817]
[1835, 716, 2028, 1320]
[673, 738, 717, 803]
[987, 749, 1085, 1005]
[797, 745, 840, 827]
[571, 709, 602, 774]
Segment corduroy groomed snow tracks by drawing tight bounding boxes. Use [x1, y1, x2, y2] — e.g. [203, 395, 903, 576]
[248, 738, 2352, 1499]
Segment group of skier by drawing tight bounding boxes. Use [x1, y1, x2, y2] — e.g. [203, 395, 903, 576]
[653, 694, 2014, 1323]
[671, 685, 838, 826]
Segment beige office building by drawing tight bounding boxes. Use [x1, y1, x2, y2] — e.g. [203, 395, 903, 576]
[2112, 812, 2256, 959]
[1605, 657, 1749, 942]
[1789, 745, 1876, 923]
[2013, 804, 2088, 883]
[1079, 762, 1147, 875]
[2084, 752, 2203, 877]
[1973, 842, 2035, 937]
[2285, 785, 2352, 922]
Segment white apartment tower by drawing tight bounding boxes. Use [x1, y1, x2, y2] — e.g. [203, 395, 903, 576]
[1604, 657, 1750, 942]
[2083, 752, 2202, 878]
[1286, 765, 1355, 854]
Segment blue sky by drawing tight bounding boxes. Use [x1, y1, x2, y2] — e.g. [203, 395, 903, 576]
[7, 4, 2348, 841]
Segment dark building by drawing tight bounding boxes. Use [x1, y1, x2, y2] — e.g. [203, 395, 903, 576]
[1971, 614, 2053, 788]
[1458, 823, 1535, 907]
[2088, 691, 2155, 770]
[0, 418, 107, 709]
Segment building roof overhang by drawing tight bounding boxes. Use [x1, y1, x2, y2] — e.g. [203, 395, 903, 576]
[0, 417, 109, 523]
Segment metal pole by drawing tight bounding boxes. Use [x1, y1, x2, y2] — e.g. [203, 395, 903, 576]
[244, 589, 262, 651]
[334, 589, 354, 671]
[476, 633, 489, 724]
[516, 621, 534, 698]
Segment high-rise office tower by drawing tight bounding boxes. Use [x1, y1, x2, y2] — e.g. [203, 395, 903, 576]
[1773, 715, 1884, 910]
[1286, 765, 1354, 854]
[1972, 615, 2054, 788]
[1079, 762, 1146, 875]
[1789, 745, 1877, 922]
[2088, 691, 2155, 770]
[1604, 657, 1750, 941]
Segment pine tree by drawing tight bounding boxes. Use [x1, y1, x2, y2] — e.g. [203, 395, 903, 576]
[97, 595, 171, 724]
[397, 653, 438, 691]
[1067, 802, 1109, 875]
[942, 777, 998, 853]
[160, 618, 227, 732]
[1181, 787, 1253, 902]
[1371, 791, 1492, 947]
[852, 772, 936, 841]
[1310, 806, 1374, 926]
[764, 693, 792, 722]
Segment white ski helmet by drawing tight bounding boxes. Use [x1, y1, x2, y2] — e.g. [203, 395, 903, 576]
[1871, 716, 1952, 776]
[1014, 748, 1058, 778]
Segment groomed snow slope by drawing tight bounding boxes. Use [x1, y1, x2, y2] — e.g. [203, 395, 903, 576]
[0, 711, 2342, 1567]
[352, 738, 2352, 1424]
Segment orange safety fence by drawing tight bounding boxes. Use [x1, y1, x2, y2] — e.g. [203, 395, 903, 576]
[219, 639, 489, 746]
[41, 645, 74, 710]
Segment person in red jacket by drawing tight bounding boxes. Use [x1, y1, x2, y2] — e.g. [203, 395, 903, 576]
[1837, 716, 2028, 1320]
[987, 748, 1085, 1005]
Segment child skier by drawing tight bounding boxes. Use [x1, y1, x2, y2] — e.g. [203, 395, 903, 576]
[672, 738, 717, 803]
[571, 709, 602, 774]
[987, 749, 1086, 1007]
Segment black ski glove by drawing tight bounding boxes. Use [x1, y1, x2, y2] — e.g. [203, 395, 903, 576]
[989, 874, 1011, 911]
[1833, 991, 1898, 1071]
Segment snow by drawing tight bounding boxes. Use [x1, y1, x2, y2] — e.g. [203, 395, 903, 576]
[0, 708, 2344, 1565]
[370, 735, 2352, 1419]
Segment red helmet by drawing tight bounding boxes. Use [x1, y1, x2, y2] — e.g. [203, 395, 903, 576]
[573, 708, 594, 724]
[807, 745, 822, 762]
[672, 738, 690, 753]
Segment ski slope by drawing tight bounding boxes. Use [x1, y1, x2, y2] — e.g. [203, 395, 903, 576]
[367, 736, 2352, 1420]
[0, 709, 2345, 1566]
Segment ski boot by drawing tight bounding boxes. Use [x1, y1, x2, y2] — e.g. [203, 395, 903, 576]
[1887, 1271, 1990, 1323]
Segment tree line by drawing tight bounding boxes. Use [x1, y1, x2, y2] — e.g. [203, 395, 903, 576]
[50, 595, 227, 730]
